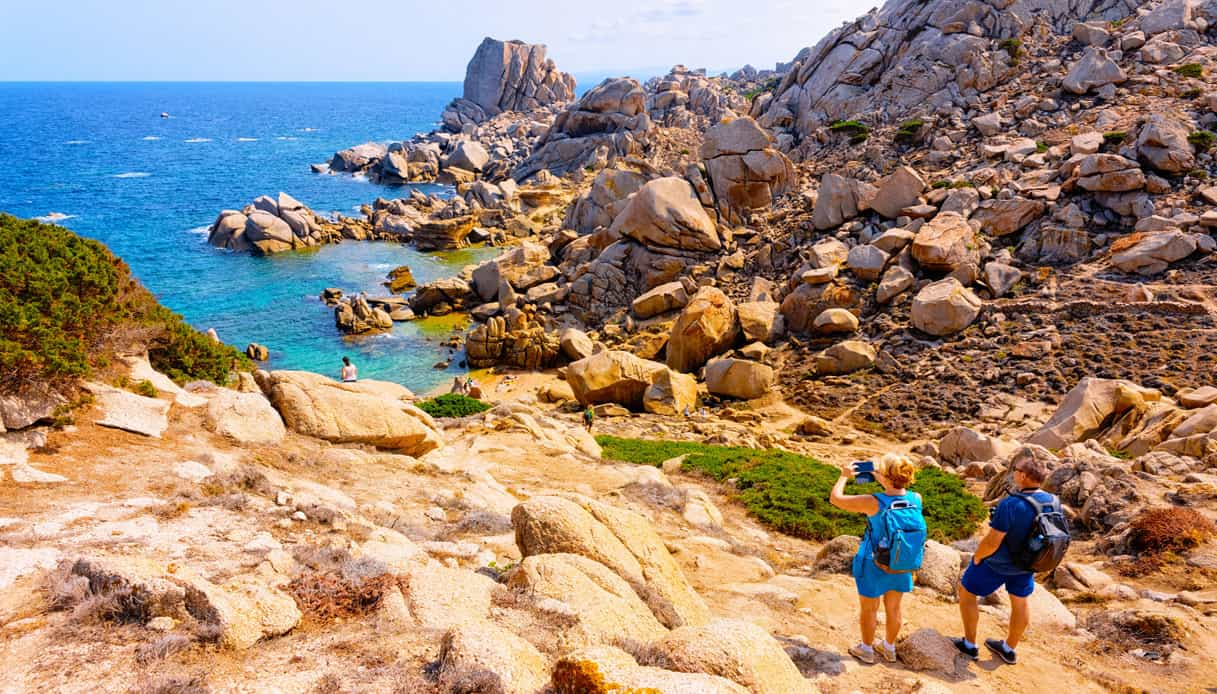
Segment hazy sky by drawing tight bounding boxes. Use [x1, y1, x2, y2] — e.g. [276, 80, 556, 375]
[0, 0, 863, 81]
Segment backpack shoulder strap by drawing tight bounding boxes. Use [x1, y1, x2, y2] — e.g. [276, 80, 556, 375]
[1010, 491, 1057, 515]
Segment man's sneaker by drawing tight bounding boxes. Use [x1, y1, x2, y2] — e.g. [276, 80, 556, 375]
[952, 637, 979, 660]
[874, 640, 897, 663]
[848, 643, 876, 664]
[985, 638, 1017, 665]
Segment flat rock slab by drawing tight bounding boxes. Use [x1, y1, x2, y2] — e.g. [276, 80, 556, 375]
[88, 384, 171, 438]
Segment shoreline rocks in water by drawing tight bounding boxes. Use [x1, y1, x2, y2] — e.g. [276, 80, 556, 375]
[206, 192, 376, 255]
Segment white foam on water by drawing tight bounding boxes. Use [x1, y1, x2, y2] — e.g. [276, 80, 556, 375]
[35, 212, 76, 222]
[237, 137, 258, 142]
[64, 140, 89, 145]
[184, 137, 212, 143]
[142, 136, 161, 141]
[299, 127, 318, 132]
[276, 136, 297, 141]
[186, 225, 210, 235]
[113, 172, 152, 178]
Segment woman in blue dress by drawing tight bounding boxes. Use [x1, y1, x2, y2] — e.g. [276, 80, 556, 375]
[829, 453, 923, 664]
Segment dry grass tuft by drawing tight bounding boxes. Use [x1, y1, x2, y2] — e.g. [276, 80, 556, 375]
[287, 571, 397, 621]
[129, 675, 211, 694]
[1129, 506, 1215, 555]
[136, 634, 193, 663]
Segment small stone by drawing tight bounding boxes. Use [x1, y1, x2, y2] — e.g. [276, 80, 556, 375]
[147, 616, 176, 632]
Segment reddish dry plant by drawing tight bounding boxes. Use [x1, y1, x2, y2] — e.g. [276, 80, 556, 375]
[286, 572, 397, 621]
[1128, 506, 1216, 556]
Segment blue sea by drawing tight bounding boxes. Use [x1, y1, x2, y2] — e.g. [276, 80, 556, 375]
[0, 82, 501, 393]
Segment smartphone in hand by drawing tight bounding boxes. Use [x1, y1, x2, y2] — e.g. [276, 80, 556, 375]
[851, 461, 876, 484]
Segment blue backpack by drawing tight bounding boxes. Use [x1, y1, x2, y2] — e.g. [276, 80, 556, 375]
[868, 494, 927, 574]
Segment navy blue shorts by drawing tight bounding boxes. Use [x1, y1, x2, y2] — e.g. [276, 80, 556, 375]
[961, 560, 1035, 598]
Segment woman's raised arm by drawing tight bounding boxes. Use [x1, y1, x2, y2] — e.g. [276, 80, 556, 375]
[829, 471, 880, 515]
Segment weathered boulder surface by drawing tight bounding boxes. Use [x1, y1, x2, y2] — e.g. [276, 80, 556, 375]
[910, 278, 982, 336]
[506, 553, 667, 648]
[611, 177, 721, 252]
[667, 287, 739, 373]
[440, 37, 576, 131]
[813, 174, 875, 230]
[643, 619, 815, 694]
[700, 117, 795, 223]
[205, 390, 286, 446]
[436, 622, 550, 694]
[1026, 378, 1159, 449]
[555, 646, 749, 694]
[704, 358, 776, 400]
[566, 350, 668, 410]
[512, 494, 711, 629]
[263, 371, 442, 456]
[643, 368, 698, 416]
[1110, 230, 1200, 275]
[85, 384, 171, 438]
[911, 212, 978, 272]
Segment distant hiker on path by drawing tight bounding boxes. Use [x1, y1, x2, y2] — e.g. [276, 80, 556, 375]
[583, 405, 594, 432]
[954, 449, 1070, 665]
[829, 454, 927, 665]
[340, 356, 358, 382]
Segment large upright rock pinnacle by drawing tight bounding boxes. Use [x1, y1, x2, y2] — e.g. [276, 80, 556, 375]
[442, 37, 576, 132]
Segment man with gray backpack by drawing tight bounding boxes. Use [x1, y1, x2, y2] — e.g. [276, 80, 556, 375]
[954, 449, 1071, 665]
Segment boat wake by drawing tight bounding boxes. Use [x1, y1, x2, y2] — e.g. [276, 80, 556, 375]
[142, 136, 162, 141]
[113, 172, 152, 178]
[64, 140, 89, 145]
[237, 137, 258, 142]
[184, 137, 212, 143]
[35, 212, 76, 222]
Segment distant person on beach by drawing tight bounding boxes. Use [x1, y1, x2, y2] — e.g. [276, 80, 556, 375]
[583, 405, 595, 432]
[829, 454, 926, 665]
[340, 356, 357, 382]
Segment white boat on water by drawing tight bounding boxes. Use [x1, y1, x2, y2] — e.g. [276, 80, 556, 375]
[160, 112, 170, 118]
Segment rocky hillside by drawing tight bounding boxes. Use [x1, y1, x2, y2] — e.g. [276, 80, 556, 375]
[7, 0, 1217, 691]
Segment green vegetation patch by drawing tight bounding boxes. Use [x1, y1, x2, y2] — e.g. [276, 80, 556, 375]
[1172, 63, 1204, 79]
[0, 214, 247, 392]
[895, 119, 925, 144]
[596, 436, 986, 542]
[1188, 130, 1216, 150]
[416, 393, 491, 418]
[1102, 131, 1126, 146]
[828, 119, 871, 144]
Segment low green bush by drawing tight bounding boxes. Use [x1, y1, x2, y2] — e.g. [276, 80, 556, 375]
[1172, 63, 1204, 79]
[416, 393, 491, 418]
[596, 436, 986, 542]
[828, 119, 871, 144]
[0, 214, 247, 392]
[1188, 130, 1216, 151]
[1102, 131, 1126, 146]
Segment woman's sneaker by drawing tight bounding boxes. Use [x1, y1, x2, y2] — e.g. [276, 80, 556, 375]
[952, 637, 979, 660]
[874, 640, 897, 663]
[985, 638, 1017, 664]
[848, 643, 876, 664]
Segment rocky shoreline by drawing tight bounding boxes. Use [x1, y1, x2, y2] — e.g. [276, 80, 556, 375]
[8, 1, 1217, 690]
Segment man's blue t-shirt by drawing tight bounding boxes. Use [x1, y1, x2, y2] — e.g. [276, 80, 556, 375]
[983, 489, 1056, 576]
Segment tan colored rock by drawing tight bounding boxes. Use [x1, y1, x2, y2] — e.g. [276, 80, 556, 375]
[643, 368, 698, 415]
[566, 350, 667, 410]
[1136, 113, 1195, 174]
[264, 371, 442, 456]
[512, 494, 710, 628]
[897, 628, 960, 673]
[205, 390, 286, 446]
[87, 384, 171, 438]
[1026, 378, 1159, 449]
[559, 327, 595, 361]
[813, 173, 875, 230]
[876, 265, 915, 304]
[780, 283, 859, 333]
[667, 287, 739, 373]
[815, 340, 876, 375]
[437, 622, 549, 694]
[938, 426, 1017, 465]
[737, 301, 783, 343]
[910, 278, 982, 336]
[916, 540, 963, 595]
[869, 166, 926, 218]
[180, 574, 302, 650]
[704, 358, 776, 400]
[812, 308, 859, 335]
[611, 177, 721, 252]
[1062, 46, 1126, 94]
[911, 212, 978, 272]
[644, 619, 814, 694]
[1110, 230, 1199, 276]
[539, 380, 576, 403]
[506, 553, 667, 648]
[971, 198, 1045, 236]
[554, 646, 749, 694]
[1075, 154, 1144, 192]
[404, 561, 495, 631]
[1180, 386, 1217, 409]
[846, 244, 889, 281]
[632, 281, 690, 318]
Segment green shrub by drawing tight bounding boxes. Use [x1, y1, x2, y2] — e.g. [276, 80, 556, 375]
[828, 119, 871, 144]
[1172, 63, 1204, 79]
[416, 393, 491, 418]
[1102, 131, 1126, 145]
[0, 214, 247, 392]
[596, 436, 986, 542]
[1035, 141, 1049, 153]
[1188, 130, 1216, 150]
[1182, 87, 1203, 99]
[895, 118, 925, 143]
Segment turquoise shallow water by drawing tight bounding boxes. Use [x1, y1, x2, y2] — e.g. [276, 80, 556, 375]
[0, 82, 497, 392]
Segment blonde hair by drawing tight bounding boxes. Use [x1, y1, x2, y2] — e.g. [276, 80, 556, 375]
[877, 453, 917, 488]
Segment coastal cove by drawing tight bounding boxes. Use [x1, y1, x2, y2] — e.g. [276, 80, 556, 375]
[0, 81, 500, 392]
